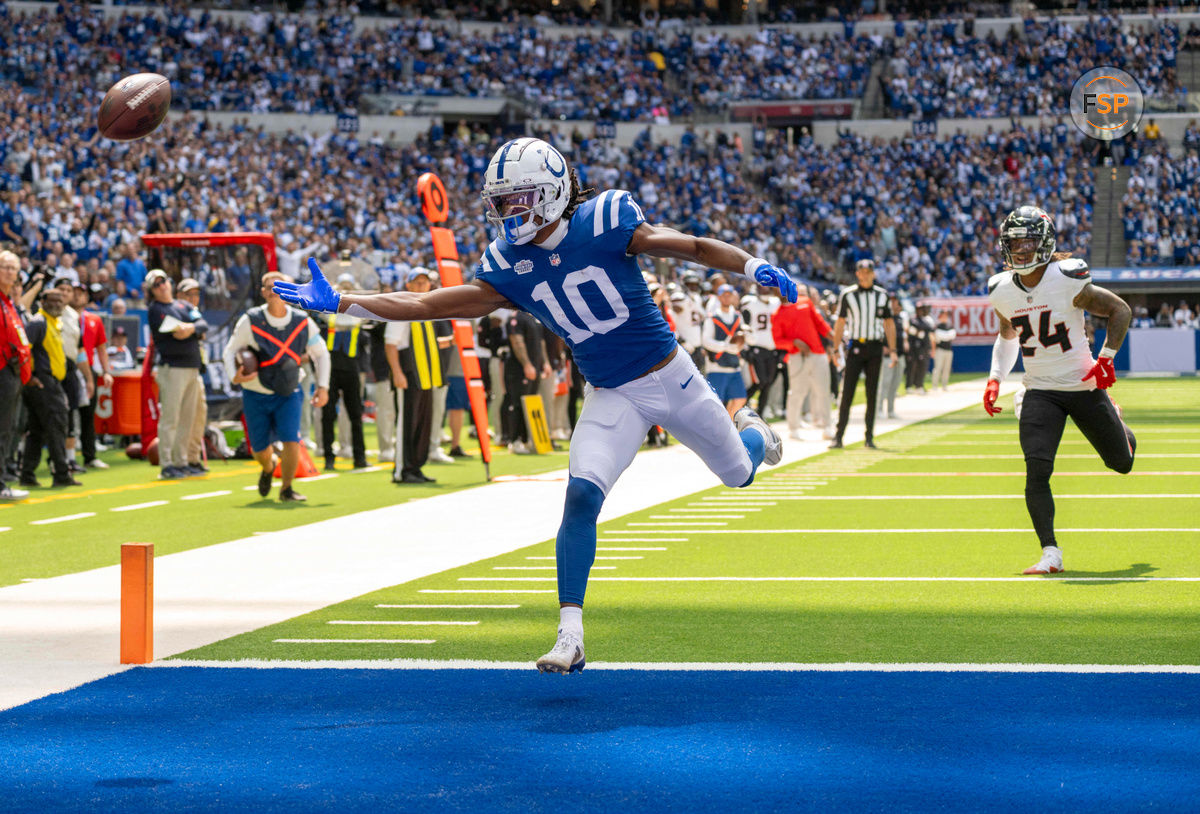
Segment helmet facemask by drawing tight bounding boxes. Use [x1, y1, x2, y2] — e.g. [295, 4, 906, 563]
[999, 208, 1057, 275]
[484, 187, 549, 246]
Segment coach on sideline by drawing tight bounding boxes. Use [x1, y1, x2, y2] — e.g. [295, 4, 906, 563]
[223, 272, 330, 502]
[829, 259, 897, 450]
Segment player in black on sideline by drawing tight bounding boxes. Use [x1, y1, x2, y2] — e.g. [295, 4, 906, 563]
[984, 206, 1136, 575]
[829, 259, 898, 449]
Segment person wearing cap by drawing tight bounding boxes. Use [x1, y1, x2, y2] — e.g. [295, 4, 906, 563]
[177, 278, 210, 472]
[384, 267, 453, 482]
[107, 326, 135, 371]
[18, 288, 80, 488]
[146, 269, 210, 479]
[905, 302, 936, 394]
[222, 272, 330, 502]
[829, 259, 898, 449]
[70, 279, 114, 470]
[319, 274, 369, 471]
[703, 283, 749, 418]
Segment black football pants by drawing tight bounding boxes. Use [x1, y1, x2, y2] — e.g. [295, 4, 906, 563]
[1019, 388, 1136, 547]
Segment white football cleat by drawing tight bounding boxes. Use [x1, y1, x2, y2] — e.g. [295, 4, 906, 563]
[536, 629, 586, 674]
[1023, 545, 1064, 575]
[734, 406, 782, 466]
[428, 448, 455, 464]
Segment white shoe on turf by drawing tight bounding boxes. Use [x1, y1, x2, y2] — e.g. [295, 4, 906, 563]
[733, 406, 782, 466]
[1023, 545, 1064, 575]
[428, 448, 455, 464]
[536, 629, 585, 674]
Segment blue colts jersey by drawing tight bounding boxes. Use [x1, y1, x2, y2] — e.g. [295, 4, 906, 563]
[474, 189, 679, 388]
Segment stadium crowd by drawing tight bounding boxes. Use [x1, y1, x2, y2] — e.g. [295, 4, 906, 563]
[1119, 120, 1200, 267]
[881, 15, 1196, 119]
[12, 4, 1196, 123]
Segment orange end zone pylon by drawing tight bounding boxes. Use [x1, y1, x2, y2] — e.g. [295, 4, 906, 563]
[417, 171, 493, 480]
[120, 543, 154, 664]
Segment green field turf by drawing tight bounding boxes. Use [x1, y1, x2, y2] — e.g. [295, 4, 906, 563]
[0, 426, 570, 587]
[177, 378, 1200, 666]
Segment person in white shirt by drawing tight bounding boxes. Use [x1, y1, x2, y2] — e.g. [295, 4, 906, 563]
[740, 286, 781, 417]
[931, 309, 957, 391]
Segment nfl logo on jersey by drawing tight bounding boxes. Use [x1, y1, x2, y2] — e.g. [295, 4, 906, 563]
[550, 253, 561, 267]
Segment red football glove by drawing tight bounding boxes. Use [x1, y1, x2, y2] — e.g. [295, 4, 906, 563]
[983, 379, 1002, 416]
[1082, 356, 1116, 389]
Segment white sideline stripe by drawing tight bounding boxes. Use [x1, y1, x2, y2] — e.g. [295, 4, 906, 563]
[273, 639, 436, 644]
[0, 527, 10, 533]
[328, 620, 479, 626]
[627, 521, 727, 527]
[458, 576, 1200, 583]
[694, 494, 1200, 501]
[650, 514, 743, 519]
[30, 512, 96, 525]
[598, 547, 668, 551]
[606, 528, 1200, 534]
[898, 454, 1200, 459]
[375, 604, 519, 609]
[419, 589, 555, 594]
[349, 465, 390, 473]
[111, 500, 170, 513]
[775, 471, 1200, 478]
[181, 490, 233, 501]
[155, 659, 1200, 674]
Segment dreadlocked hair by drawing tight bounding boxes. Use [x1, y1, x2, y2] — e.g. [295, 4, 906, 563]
[561, 167, 595, 221]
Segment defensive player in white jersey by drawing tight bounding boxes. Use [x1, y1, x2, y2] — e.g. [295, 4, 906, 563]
[984, 206, 1135, 575]
[273, 137, 799, 672]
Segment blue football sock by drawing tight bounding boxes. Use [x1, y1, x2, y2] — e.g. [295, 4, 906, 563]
[738, 427, 766, 487]
[556, 477, 605, 606]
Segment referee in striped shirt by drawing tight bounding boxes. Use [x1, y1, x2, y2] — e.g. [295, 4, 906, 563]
[829, 259, 898, 449]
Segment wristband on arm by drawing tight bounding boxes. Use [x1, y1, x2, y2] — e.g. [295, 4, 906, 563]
[989, 334, 1020, 382]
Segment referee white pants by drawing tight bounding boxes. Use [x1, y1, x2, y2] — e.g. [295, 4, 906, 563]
[569, 349, 752, 496]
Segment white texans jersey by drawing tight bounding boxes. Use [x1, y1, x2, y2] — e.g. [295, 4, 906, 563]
[988, 258, 1095, 391]
[741, 296, 779, 349]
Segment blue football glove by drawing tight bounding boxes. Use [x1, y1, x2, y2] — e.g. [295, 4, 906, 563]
[753, 263, 799, 303]
[272, 257, 342, 313]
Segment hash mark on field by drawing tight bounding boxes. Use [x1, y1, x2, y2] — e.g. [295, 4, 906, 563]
[30, 512, 96, 525]
[774, 471, 1200, 477]
[111, 500, 170, 512]
[899, 454, 1200, 459]
[671, 507, 762, 512]
[526, 556, 642, 560]
[273, 639, 436, 644]
[491, 566, 616, 571]
[650, 514, 743, 519]
[598, 537, 687, 542]
[328, 620, 479, 626]
[181, 490, 233, 500]
[376, 604, 519, 609]
[628, 521, 727, 527]
[696, 494, 1200, 501]
[598, 547, 667, 551]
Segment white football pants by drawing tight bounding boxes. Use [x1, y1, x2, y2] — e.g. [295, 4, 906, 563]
[569, 349, 753, 496]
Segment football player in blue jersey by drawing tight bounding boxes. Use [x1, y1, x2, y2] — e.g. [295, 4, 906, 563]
[274, 137, 799, 673]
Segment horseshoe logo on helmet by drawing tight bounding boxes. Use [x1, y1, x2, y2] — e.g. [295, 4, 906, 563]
[544, 147, 566, 178]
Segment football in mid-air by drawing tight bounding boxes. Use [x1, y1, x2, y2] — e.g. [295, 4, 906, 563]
[237, 348, 259, 377]
[97, 73, 171, 141]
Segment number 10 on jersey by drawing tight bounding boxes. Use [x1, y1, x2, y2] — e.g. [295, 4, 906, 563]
[530, 265, 630, 343]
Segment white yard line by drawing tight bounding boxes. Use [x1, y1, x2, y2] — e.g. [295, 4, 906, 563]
[418, 589, 556, 594]
[328, 620, 479, 626]
[670, 507, 762, 512]
[181, 490, 233, 501]
[273, 639, 436, 644]
[690, 494, 1200, 501]
[375, 604, 519, 609]
[649, 514, 744, 519]
[29, 512, 96, 526]
[627, 521, 728, 527]
[111, 501, 170, 512]
[597, 528, 1200, 534]
[598, 547, 668, 551]
[457, 576, 1200, 583]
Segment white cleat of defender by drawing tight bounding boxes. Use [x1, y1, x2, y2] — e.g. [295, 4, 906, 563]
[1023, 545, 1064, 575]
[733, 406, 782, 466]
[536, 629, 586, 674]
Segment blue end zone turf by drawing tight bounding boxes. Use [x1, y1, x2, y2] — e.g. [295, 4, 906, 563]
[2, 667, 1198, 812]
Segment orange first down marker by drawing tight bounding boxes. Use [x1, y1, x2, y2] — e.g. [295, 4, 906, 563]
[120, 543, 154, 664]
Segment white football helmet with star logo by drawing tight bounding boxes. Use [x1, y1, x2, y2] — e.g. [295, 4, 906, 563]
[481, 137, 571, 246]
